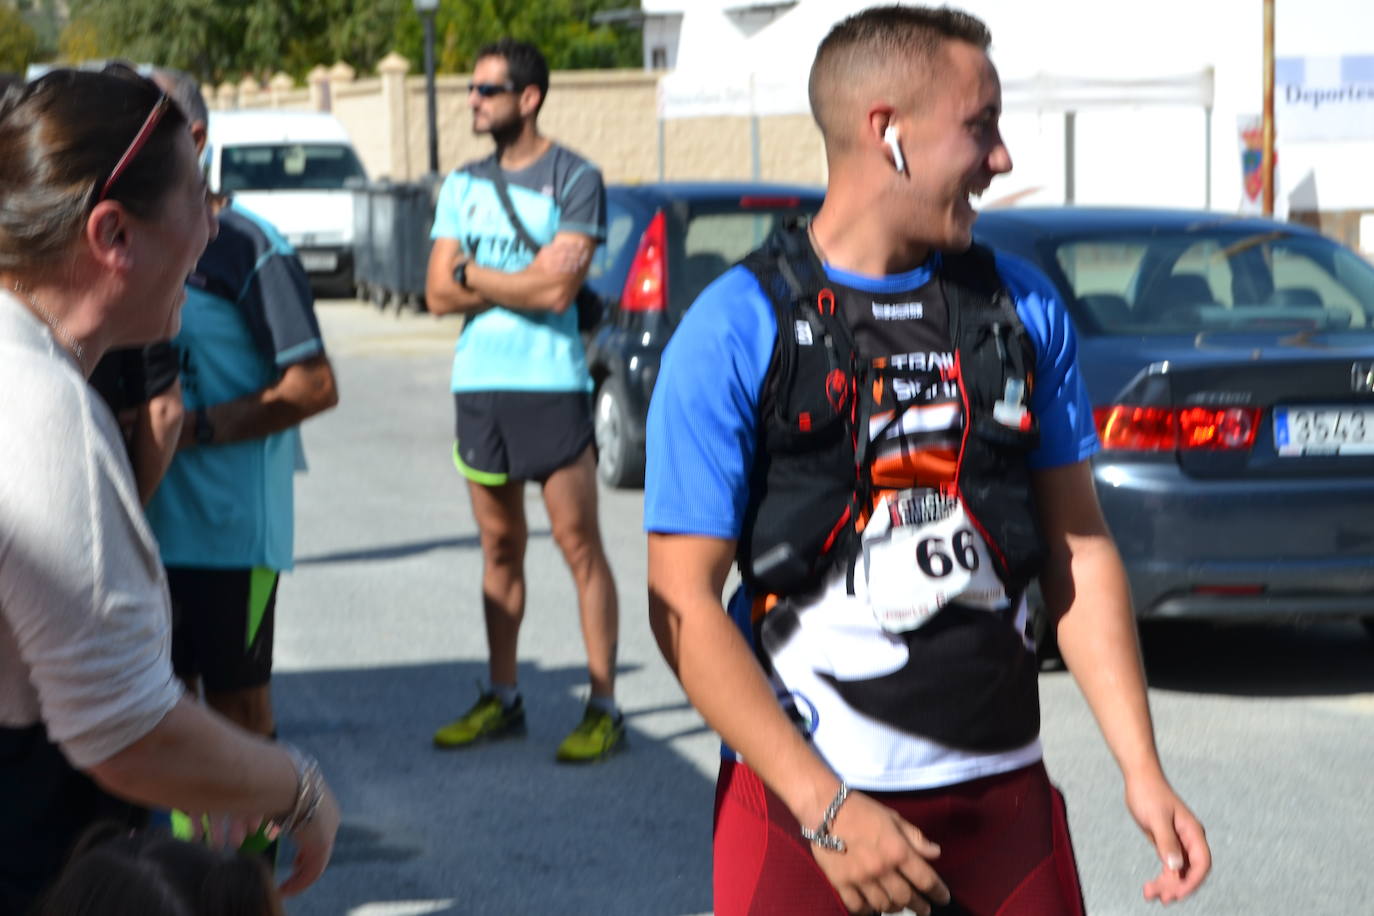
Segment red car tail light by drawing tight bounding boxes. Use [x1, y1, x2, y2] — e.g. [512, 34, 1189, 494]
[1094, 406, 1262, 451]
[1191, 584, 1265, 595]
[739, 195, 801, 208]
[1095, 406, 1176, 450]
[1178, 406, 1261, 449]
[620, 211, 667, 312]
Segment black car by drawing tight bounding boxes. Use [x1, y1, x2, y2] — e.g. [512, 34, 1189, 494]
[584, 182, 824, 487]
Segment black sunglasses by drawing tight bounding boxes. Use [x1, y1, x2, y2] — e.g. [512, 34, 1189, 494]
[468, 81, 518, 98]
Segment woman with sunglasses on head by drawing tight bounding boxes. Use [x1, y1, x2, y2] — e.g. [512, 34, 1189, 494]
[0, 67, 339, 914]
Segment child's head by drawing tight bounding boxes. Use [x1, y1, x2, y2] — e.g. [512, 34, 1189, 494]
[38, 823, 284, 916]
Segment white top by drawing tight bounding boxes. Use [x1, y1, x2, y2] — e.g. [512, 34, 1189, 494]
[0, 290, 182, 769]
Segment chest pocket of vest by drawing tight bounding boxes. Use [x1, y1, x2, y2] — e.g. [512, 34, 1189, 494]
[956, 305, 1045, 594]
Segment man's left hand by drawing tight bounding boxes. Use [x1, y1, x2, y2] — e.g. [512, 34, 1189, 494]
[1127, 774, 1211, 904]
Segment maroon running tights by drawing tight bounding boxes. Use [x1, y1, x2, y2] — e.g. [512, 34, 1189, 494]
[712, 758, 1086, 916]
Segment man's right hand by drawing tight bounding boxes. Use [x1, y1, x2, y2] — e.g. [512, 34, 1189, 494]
[810, 791, 951, 915]
[278, 781, 341, 896]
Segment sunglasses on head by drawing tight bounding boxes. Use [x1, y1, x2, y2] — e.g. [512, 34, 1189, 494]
[468, 81, 518, 98]
[96, 63, 171, 204]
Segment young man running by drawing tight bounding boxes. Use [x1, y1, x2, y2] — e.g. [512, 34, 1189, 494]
[645, 6, 1211, 914]
[425, 39, 622, 763]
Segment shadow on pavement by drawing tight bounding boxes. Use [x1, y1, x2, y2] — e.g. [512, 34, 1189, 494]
[275, 660, 714, 916]
[294, 530, 551, 566]
[1140, 619, 1374, 697]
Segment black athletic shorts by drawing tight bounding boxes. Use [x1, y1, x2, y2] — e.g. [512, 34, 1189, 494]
[453, 390, 593, 484]
[167, 567, 279, 692]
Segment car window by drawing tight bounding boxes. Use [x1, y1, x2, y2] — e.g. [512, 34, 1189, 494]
[673, 206, 819, 313]
[588, 203, 635, 282]
[221, 143, 366, 192]
[1053, 230, 1374, 335]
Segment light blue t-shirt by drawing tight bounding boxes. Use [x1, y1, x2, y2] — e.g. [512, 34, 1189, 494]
[145, 206, 324, 572]
[431, 144, 606, 393]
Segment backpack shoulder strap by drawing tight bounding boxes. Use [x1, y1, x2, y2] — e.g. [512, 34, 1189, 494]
[476, 153, 543, 255]
[739, 222, 834, 423]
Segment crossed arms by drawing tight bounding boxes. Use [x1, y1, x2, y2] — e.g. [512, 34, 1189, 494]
[424, 232, 595, 317]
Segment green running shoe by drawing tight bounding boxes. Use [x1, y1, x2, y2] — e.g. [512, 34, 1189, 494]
[555, 705, 626, 763]
[433, 692, 526, 749]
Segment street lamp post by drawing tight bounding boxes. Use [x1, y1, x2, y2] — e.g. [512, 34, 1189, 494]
[414, 0, 440, 175]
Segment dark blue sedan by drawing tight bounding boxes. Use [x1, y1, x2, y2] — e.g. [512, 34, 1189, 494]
[590, 200, 1374, 635]
[975, 208, 1374, 637]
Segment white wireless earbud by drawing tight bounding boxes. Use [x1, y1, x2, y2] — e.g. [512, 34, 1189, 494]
[883, 125, 907, 175]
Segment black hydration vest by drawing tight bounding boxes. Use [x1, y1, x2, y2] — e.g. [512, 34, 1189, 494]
[736, 223, 1046, 602]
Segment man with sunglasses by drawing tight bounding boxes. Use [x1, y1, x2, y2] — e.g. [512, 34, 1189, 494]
[424, 39, 621, 763]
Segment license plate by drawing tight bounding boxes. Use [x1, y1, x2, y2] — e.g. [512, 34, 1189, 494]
[1274, 406, 1374, 456]
[299, 251, 338, 273]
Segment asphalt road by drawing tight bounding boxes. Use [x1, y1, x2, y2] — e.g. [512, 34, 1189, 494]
[275, 301, 1374, 916]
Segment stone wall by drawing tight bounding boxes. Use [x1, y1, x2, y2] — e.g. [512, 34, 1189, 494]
[200, 59, 1373, 258]
[211, 56, 828, 187]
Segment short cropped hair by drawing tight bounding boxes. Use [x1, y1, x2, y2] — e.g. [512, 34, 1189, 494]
[808, 5, 992, 145]
[476, 38, 551, 113]
[153, 68, 209, 128]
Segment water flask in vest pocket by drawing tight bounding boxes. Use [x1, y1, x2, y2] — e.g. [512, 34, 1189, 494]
[860, 489, 1007, 633]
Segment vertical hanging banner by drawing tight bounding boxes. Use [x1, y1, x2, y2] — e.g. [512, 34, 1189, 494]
[1276, 55, 1374, 141]
[1237, 115, 1265, 213]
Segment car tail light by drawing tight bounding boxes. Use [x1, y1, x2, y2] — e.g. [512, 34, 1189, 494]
[620, 211, 667, 312]
[1094, 406, 1262, 451]
[1191, 584, 1266, 595]
[739, 195, 801, 208]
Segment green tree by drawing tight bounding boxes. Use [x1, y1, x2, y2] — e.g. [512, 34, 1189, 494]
[395, 0, 641, 74]
[57, 17, 104, 64]
[65, 0, 639, 85]
[0, 5, 40, 74]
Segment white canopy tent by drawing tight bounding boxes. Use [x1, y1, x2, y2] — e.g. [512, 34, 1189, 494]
[658, 0, 1218, 204]
[656, 0, 1374, 230]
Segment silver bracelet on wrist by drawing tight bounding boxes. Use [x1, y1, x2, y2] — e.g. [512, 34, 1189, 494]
[800, 782, 849, 852]
[272, 744, 325, 836]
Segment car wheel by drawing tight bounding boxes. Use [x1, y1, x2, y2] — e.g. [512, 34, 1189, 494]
[594, 377, 644, 489]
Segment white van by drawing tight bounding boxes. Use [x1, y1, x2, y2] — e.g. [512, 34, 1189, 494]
[205, 111, 367, 295]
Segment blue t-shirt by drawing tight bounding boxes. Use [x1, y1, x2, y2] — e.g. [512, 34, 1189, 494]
[643, 249, 1102, 790]
[645, 251, 1099, 538]
[431, 144, 606, 393]
[145, 205, 325, 572]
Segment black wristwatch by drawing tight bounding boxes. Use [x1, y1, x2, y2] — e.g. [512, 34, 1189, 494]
[194, 406, 215, 446]
[453, 260, 471, 290]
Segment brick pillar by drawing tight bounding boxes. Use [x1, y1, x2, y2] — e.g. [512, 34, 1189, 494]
[268, 72, 294, 108]
[377, 52, 411, 180]
[238, 76, 260, 109]
[215, 81, 237, 111]
[328, 61, 356, 115]
[308, 65, 331, 112]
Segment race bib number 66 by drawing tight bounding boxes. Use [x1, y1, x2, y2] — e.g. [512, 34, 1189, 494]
[860, 489, 1008, 633]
